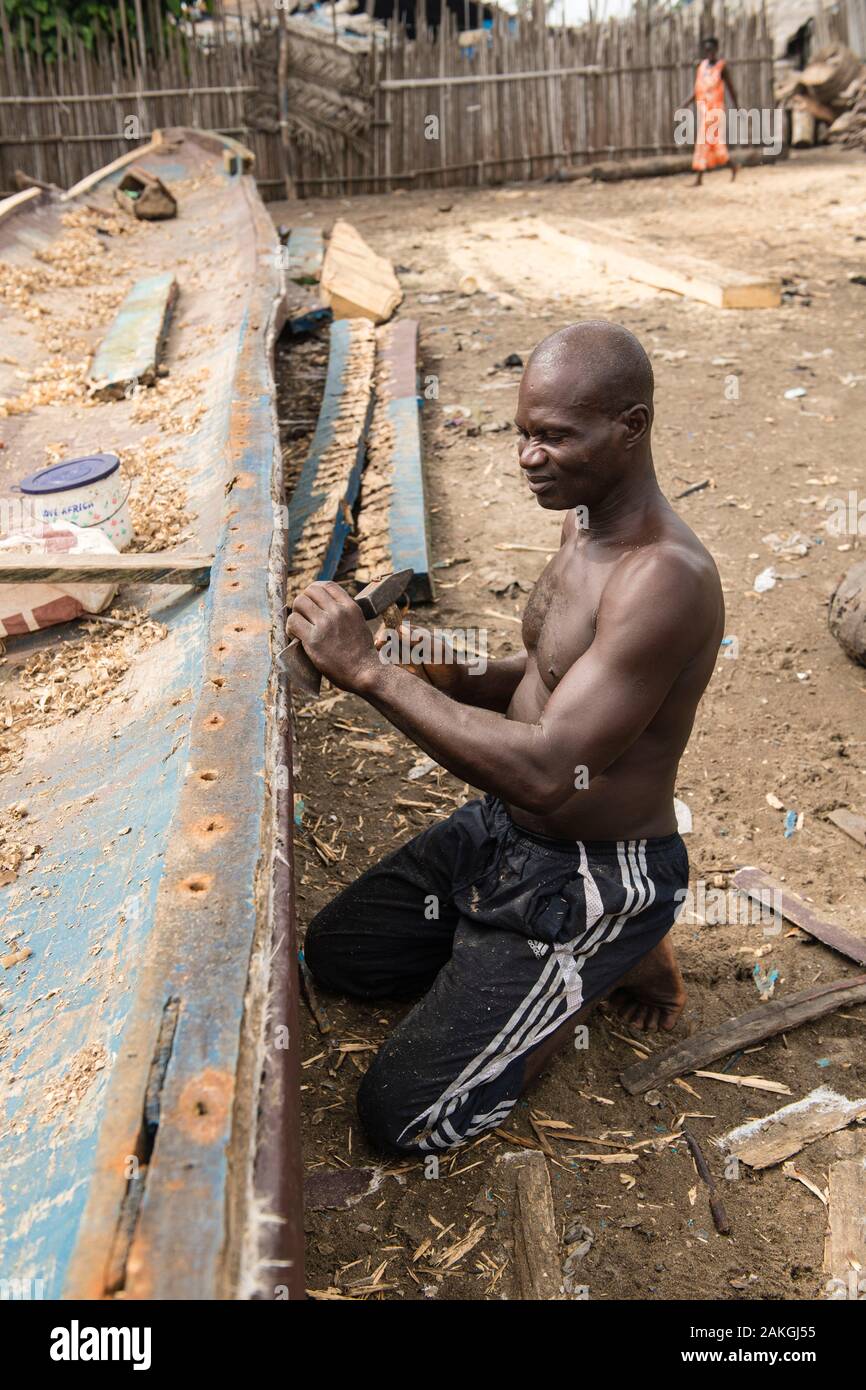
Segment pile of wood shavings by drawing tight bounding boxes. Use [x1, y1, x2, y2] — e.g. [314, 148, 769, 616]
[355, 325, 397, 584]
[1, 606, 167, 777]
[0, 803, 39, 887]
[0, 206, 135, 319]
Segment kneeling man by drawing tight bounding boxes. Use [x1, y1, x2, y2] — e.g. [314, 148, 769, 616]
[287, 320, 724, 1155]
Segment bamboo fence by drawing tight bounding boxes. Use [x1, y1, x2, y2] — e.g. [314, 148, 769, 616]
[0, 2, 776, 201]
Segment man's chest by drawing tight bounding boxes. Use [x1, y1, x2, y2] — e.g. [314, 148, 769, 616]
[521, 549, 610, 692]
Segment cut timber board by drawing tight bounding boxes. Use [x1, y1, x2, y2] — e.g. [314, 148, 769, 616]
[320, 219, 403, 324]
[719, 1086, 866, 1169]
[286, 317, 376, 594]
[284, 226, 324, 284]
[356, 320, 434, 604]
[88, 272, 178, 399]
[565, 216, 781, 309]
[498, 1150, 567, 1300]
[620, 974, 866, 1095]
[732, 866, 866, 966]
[0, 552, 211, 586]
[824, 1160, 866, 1299]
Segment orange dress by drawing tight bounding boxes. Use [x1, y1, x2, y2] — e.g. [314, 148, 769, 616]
[693, 58, 729, 172]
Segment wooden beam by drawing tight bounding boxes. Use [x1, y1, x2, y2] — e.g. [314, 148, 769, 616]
[0, 553, 212, 587]
[88, 273, 178, 399]
[720, 1086, 866, 1169]
[825, 1159, 866, 1299]
[732, 867, 866, 967]
[564, 217, 781, 310]
[284, 227, 324, 285]
[620, 976, 866, 1095]
[320, 220, 402, 325]
[499, 1150, 566, 1300]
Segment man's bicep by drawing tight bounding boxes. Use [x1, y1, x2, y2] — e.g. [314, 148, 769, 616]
[539, 575, 701, 778]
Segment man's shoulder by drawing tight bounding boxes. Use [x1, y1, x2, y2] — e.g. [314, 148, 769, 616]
[601, 529, 722, 639]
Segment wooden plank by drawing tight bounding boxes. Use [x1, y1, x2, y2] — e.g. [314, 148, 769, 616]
[824, 1159, 866, 1299]
[88, 273, 178, 399]
[355, 320, 434, 604]
[720, 1086, 866, 1170]
[284, 226, 324, 284]
[0, 552, 211, 586]
[620, 976, 866, 1095]
[287, 317, 376, 594]
[499, 1150, 566, 1300]
[828, 808, 866, 849]
[564, 216, 781, 309]
[0, 185, 43, 223]
[61, 137, 160, 200]
[320, 219, 402, 325]
[732, 867, 866, 967]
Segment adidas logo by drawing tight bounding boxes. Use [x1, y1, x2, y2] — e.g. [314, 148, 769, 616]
[528, 939, 549, 959]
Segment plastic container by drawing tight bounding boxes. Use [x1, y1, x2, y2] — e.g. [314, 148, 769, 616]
[17, 453, 133, 549]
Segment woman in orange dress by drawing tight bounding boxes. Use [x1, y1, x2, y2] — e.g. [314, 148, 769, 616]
[684, 36, 739, 187]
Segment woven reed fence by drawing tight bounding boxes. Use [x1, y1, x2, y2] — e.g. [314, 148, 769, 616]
[0, 2, 774, 201]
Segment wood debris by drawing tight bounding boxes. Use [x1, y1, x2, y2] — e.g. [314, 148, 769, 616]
[720, 1086, 866, 1169]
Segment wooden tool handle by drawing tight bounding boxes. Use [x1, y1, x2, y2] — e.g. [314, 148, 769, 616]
[283, 637, 323, 699]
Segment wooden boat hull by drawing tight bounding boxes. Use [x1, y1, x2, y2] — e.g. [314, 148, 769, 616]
[0, 131, 301, 1299]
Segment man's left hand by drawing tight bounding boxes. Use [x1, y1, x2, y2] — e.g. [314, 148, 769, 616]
[287, 581, 379, 693]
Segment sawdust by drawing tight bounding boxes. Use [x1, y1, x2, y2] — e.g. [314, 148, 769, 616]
[40, 1043, 108, 1128]
[0, 802, 39, 886]
[0, 606, 167, 777]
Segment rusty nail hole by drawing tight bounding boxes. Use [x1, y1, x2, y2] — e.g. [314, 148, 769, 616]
[225, 564, 238, 573]
[198, 769, 219, 783]
[229, 580, 240, 589]
[234, 543, 247, 552]
[216, 642, 228, 654]
[211, 676, 225, 689]
[229, 525, 240, 532]
[195, 1100, 209, 1116]
[204, 713, 225, 730]
[232, 626, 245, 634]
[179, 874, 212, 896]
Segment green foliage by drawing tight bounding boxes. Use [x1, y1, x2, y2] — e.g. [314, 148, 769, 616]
[1, 1, 186, 59]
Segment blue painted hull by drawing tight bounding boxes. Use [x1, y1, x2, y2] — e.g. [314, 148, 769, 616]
[0, 131, 301, 1300]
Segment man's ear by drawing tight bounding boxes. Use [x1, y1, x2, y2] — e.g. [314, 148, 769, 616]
[622, 404, 651, 447]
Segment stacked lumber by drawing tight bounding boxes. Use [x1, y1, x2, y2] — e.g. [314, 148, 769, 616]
[778, 44, 866, 148]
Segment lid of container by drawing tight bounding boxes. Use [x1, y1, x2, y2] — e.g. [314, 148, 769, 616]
[19, 453, 120, 495]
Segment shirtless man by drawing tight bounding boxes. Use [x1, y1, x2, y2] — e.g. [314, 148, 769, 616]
[287, 320, 724, 1155]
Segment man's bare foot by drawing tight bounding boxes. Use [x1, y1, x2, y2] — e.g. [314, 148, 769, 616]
[607, 935, 686, 1032]
[693, 173, 703, 187]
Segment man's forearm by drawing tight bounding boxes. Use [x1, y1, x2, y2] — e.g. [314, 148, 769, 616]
[358, 660, 551, 812]
[439, 651, 527, 711]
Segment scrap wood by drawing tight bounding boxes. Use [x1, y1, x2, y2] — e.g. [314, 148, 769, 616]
[88, 271, 178, 399]
[827, 808, 866, 849]
[732, 866, 866, 966]
[682, 1123, 731, 1235]
[694, 1071, 791, 1094]
[823, 1159, 866, 1298]
[0, 552, 211, 587]
[783, 1162, 828, 1206]
[299, 956, 331, 1035]
[620, 974, 866, 1095]
[498, 1150, 566, 1300]
[320, 219, 402, 324]
[719, 1086, 866, 1170]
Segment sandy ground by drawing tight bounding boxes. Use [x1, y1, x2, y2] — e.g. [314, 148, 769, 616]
[271, 147, 866, 1301]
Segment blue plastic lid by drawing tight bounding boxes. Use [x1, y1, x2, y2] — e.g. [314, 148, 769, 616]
[19, 453, 120, 495]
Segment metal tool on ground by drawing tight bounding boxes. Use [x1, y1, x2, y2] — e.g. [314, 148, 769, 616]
[283, 568, 414, 699]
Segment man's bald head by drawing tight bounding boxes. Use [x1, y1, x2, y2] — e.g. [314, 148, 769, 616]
[525, 320, 654, 424]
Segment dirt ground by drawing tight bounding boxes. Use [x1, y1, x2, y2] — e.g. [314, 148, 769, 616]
[271, 147, 866, 1301]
